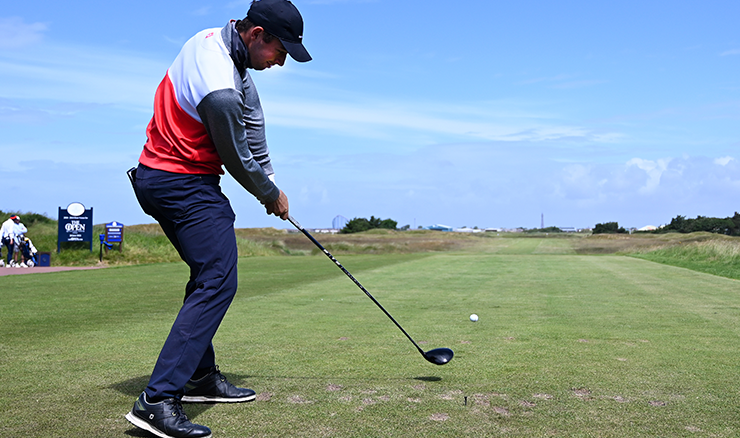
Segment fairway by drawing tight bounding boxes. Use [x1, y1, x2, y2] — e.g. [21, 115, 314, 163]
[2, 245, 740, 437]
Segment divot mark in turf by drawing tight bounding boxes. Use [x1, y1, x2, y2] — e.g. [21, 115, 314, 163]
[460, 340, 471, 344]
[519, 400, 536, 408]
[288, 395, 313, 404]
[256, 392, 272, 402]
[326, 384, 343, 391]
[578, 339, 589, 343]
[533, 393, 553, 400]
[685, 426, 702, 432]
[649, 400, 667, 407]
[474, 395, 491, 407]
[439, 390, 462, 400]
[493, 407, 510, 416]
[613, 396, 628, 403]
[572, 388, 592, 400]
[338, 337, 349, 341]
[430, 413, 449, 421]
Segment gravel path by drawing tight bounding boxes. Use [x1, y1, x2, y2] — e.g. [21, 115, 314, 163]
[0, 266, 104, 276]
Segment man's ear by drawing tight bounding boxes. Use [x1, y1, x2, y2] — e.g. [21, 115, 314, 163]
[243, 26, 265, 45]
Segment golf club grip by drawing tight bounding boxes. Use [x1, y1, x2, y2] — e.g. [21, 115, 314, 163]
[287, 216, 425, 355]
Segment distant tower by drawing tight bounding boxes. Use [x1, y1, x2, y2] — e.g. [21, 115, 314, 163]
[541, 213, 544, 229]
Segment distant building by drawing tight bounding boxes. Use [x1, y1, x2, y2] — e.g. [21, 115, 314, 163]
[426, 224, 453, 231]
[313, 228, 340, 234]
[453, 227, 484, 233]
[638, 225, 658, 231]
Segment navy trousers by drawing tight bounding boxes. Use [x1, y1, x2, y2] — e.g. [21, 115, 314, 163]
[1, 237, 13, 264]
[132, 164, 239, 400]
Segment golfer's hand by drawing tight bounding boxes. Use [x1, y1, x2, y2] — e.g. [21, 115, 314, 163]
[265, 190, 289, 220]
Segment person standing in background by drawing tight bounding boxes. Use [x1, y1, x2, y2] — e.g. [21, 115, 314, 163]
[0, 215, 21, 268]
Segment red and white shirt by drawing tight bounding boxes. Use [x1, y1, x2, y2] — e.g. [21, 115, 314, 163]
[139, 21, 279, 203]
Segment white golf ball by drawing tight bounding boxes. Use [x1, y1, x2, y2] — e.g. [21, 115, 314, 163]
[469, 314, 479, 322]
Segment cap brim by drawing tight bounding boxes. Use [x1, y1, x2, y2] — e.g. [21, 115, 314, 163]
[281, 39, 311, 63]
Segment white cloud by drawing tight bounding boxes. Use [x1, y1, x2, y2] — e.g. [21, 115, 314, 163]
[715, 156, 734, 166]
[591, 132, 627, 143]
[720, 49, 740, 56]
[626, 158, 671, 194]
[0, 42, 167, 108]
[557, 164, 599, 200]
[0, 17, 47, 49]
[263, 97, 619, 145]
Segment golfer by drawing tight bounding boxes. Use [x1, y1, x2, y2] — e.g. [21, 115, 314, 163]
[126, 1, 310, 437]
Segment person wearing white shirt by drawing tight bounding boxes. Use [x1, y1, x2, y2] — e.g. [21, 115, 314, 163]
[0, 215, 21, 267]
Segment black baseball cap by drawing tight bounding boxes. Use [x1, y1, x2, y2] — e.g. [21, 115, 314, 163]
[247, 0, 311, 62]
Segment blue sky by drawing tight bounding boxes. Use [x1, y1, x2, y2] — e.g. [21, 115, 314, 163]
[1, 0, 738, 230]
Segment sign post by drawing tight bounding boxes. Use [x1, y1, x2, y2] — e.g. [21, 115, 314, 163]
[58, 202, 93, 253]
[99, 234, 113, 262]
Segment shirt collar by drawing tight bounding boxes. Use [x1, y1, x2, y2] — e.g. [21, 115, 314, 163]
[226, 20, 251, 73]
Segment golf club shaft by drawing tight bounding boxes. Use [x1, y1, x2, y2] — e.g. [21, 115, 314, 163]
[288, 215, 426, 357]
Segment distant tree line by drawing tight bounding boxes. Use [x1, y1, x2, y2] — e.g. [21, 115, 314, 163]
[655, 213, 740, 236]
[593, 213, 740, 236]
[593, 222, 628, 234]
[340, 216, 397, 234]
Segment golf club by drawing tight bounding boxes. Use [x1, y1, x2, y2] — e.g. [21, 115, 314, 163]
[288, 215, 454, 366]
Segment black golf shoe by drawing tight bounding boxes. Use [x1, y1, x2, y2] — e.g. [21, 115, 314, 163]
[181, 366, 256, 403]
[125, 392, 212, 438]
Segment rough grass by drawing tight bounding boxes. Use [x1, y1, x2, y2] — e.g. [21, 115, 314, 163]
[14, 215, 740, 282]
[20, 223, 506, 267]
[631, 236, 740, 279]
[573, 231, 730, 255]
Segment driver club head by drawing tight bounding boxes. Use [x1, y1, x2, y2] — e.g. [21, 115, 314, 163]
[423, 347, 454, 365]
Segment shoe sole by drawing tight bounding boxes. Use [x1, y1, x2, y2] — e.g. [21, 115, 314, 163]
[181, 393, 256, 403]
[125, 411, 213, 438]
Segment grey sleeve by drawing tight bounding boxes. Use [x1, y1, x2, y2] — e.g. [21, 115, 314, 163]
[241, 73, 274, 176]
[197, 88, 280, 204]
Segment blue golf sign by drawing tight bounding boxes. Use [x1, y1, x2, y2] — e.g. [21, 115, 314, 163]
[58, 202, 93, 252]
